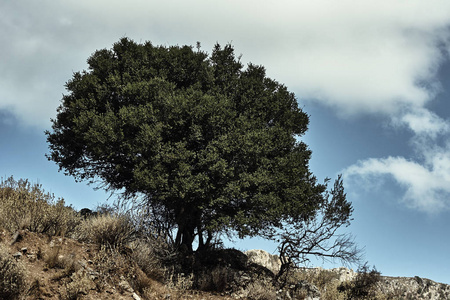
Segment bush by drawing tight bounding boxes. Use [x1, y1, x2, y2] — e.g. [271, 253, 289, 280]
[75, 214, 136, 249]
[0, 176, 80, 236]
[0, 245, 27, 299]
[129, 239, 167, 280]
[338, 263, 381, 299]
[196, 266, 236, 292]
[64, 269, 95, 300]
[245, 280, 277, 300]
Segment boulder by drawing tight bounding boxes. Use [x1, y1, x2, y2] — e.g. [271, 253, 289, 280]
[245, 249, 281, 275]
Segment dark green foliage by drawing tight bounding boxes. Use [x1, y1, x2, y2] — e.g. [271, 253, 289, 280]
[46, 38, 345, 252]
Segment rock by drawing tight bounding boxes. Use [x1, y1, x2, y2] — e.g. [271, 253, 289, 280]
[331, 267, 356, 282]
[10, 230, 23, 245]
[245, 249, 281, 274]
[118, 276, 134, 293]
[132, 292, 142, 300]
[12, 251, 22, 260]
[291, 280, 320, 300]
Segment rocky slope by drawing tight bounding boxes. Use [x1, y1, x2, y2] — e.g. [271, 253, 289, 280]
[2, 230, 449, 300]
[246, 249, 450, 300]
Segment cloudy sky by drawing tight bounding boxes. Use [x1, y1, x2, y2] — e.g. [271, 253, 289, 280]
[2, 0, 450, 284]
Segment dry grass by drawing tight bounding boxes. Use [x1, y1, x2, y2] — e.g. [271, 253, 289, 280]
[129, 238, 167, 280]
[0, 176, 399, 300]
[0, 176, 80, 236]
[286, 268, 341, 290]
[64, 269, 96, 300]
[0, 245, 27, 299]
[196, 266, 237, 292]
[244, 281, 277, 300]
[74, 213, 136, 249]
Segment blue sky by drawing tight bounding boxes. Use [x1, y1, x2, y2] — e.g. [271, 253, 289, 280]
[2, 0, 450, 284]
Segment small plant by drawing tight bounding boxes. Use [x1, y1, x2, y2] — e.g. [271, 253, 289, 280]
[127, 267, 153, 295]
[338, 263, 381, 299]
[0, 176, 81, 236]
[75, 213, 136, 249]
[246, 280, 277, 300]
[0, 245, 27, 299]
[64, 269, 95, 300]
[196, 266, 236, 292]
[167, 271, 194, 291]
[129, 239, 166, 280]
[44, 245, 62, 269]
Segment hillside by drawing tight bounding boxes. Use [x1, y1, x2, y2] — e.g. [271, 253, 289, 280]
[1, 177, 449, 300]
[2, 229, 450, 300]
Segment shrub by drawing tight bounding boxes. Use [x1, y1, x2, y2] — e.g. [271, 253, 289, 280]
[64, 269, 95, 300]
[44, 246, 79, 278]
[0, 176, 80, 236]
[0, 245, 27, 299]
[75, 214, 136, 249]
[129, 239, 166, 280]
[246, 280, 277, 300]
[167, 271, 194, 291]
[288, 268, 340, 290]
[44, 245, 62, 269]
[338, 263, 381, 299]
[196, 266, 234, 292]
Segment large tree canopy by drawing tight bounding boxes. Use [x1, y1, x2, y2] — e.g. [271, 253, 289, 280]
[46, 38, 350, 253]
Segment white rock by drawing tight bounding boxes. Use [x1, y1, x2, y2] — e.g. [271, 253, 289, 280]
[245, 249, 281, 274]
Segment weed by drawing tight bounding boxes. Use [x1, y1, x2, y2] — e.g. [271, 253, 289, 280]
[129, 238, 166, 280]
[0, 245, 27, 299]
[245, 280, 277, 300]
[0, 176, 80, 236]
[75, 214, 136, 249]
[64, 269, 95, 300]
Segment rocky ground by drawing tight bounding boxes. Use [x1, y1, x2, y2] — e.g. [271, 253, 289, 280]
[1, 229, 233, 299]
[1, 229, 449, 300]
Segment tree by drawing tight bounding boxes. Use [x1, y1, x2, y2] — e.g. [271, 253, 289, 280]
[46, 38, 352, 254]
[272, 175, 362, 283]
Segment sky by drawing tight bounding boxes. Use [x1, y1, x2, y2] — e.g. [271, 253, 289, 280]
[1, 0, 450, 284]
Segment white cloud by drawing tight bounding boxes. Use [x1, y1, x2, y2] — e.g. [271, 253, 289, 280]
[344, 153, 450, 213]
[1, 1, 450, 127]
[1, 0, 450, 212]
[392, 108, 450, 138]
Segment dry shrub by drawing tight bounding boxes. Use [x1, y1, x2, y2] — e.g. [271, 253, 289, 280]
[92, 245, 127, 278]
[128, 267, 154, 295]
[75, 214, 136, 249]
[338, 263, 381, 299]
[167, 271, 194, 291]
[129, 239, 166, 280]
[321, 279, 349, 300]
[0, 176, 80, 236]
[0, 245, 27, 299]
[245, 280, 277, 300]
[26, 278, 46, 299]
[44, 245, 62, 269]
[197, 266, 236, 292]
[64, 269, 96, 300]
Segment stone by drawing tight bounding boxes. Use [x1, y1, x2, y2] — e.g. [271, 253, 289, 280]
[132, 292, 142, 300]
[10, 230, 23, 245]
[118, 276, 134, 293]
[245, 249, 281, 274]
